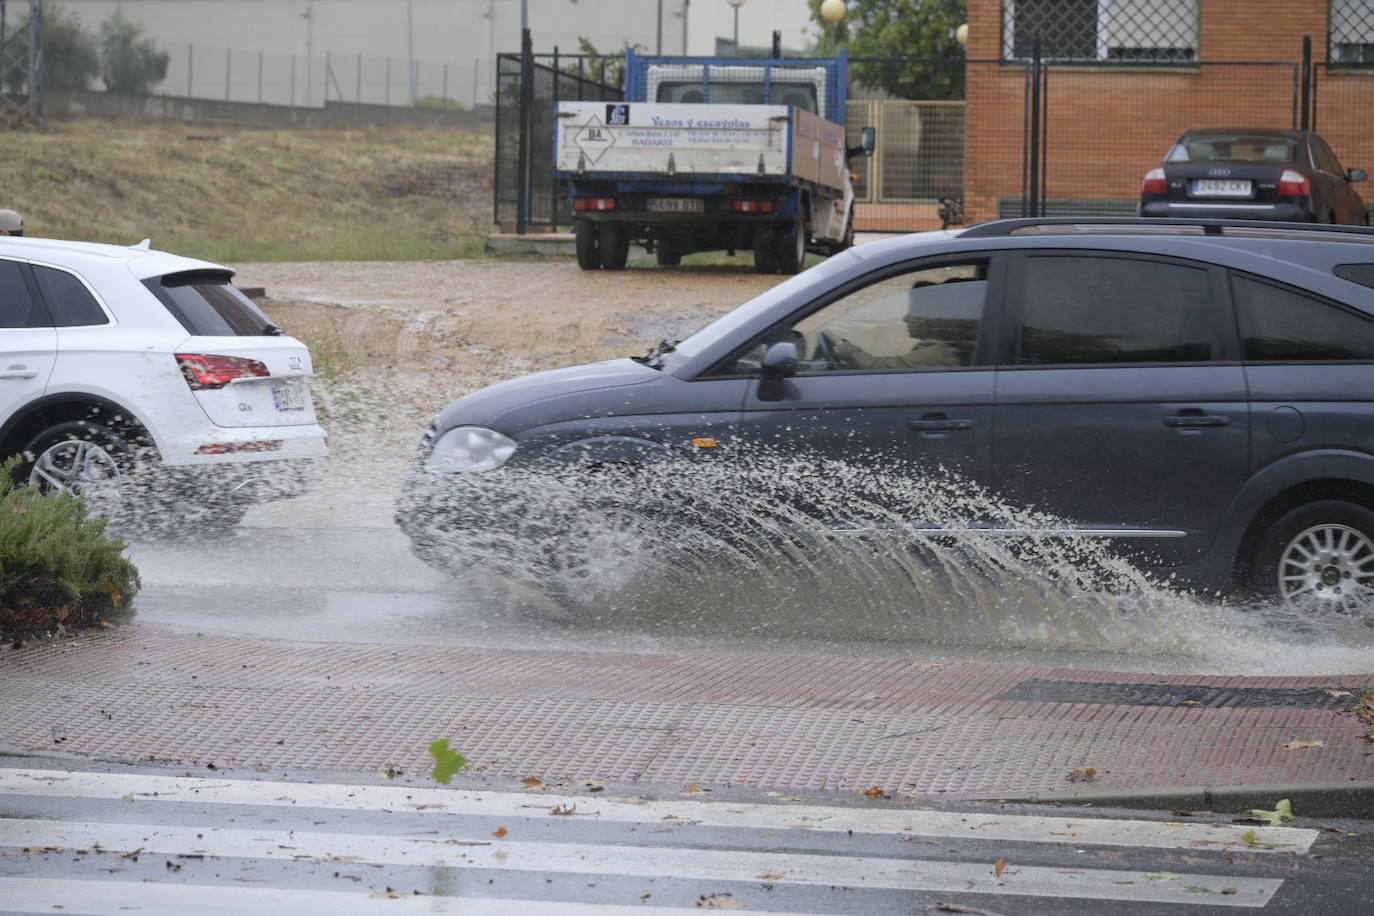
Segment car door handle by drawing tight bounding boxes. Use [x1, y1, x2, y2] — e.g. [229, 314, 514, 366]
[1164, 413, 1230, 428]
[908, 417, 974, 431]
[0, 367, 39, 380]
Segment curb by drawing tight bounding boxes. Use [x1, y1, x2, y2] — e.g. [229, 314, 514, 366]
[970, 781, 1374, 820]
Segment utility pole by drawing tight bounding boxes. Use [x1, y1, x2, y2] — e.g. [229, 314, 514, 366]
[406, 0, 416, 104]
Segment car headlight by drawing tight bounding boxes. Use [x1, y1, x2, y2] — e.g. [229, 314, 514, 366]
[423, 426, 517, 473]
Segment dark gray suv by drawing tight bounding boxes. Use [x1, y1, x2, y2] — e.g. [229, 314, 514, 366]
[397, 218, 1374, 615]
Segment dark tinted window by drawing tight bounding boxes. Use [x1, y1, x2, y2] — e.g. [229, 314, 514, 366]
[0, 259, 46, 328]
[1016, 256, 1215, 365]
[143, 271, 279, 336]
[1234, 274, 1374, 361]
[1166, 134, 1297, 164]
[32, 265, 108, 327]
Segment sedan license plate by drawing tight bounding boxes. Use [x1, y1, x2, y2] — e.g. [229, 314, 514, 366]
[271, 382, 306, 411]
[1191, 179, 1253, 197]
[647, 197, 704, 213]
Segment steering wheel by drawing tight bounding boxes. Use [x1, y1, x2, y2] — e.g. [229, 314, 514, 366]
[813, 330, 843, 369]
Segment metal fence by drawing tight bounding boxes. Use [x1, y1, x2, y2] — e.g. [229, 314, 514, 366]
[494, 46, 623, 233]
[165, 44, 485, 110]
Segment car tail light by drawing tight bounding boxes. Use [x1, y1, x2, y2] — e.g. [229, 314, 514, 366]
[1141, 168, 1167, 194]
[732, 200, 775, 213]
[176, 353, 270, 390]
[573, 198, 616, 211]
[1278, 169, 1310, 196]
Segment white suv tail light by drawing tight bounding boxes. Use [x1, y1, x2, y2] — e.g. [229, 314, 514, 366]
[176, 353, 270, 390]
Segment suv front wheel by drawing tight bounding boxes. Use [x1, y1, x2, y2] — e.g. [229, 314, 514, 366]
[1249, 500, 1374, 615]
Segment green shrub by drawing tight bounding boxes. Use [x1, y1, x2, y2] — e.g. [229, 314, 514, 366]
[0, 457, 140, 643]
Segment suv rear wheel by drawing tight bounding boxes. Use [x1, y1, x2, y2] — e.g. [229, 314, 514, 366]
[1249, 500, 1374, 615]
[23, 421, 131, 521]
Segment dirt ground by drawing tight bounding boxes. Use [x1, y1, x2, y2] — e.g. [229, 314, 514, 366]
[229, 259, 785, 519]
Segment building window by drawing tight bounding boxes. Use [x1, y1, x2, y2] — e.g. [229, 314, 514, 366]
[1331, 0, 1374, 66]
[1003, 0, 1199, 63]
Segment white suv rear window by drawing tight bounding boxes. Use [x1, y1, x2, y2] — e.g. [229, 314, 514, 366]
[143, 270, 283, 337]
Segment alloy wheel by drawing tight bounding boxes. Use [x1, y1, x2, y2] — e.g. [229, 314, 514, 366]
[30, 439, 124, 515]
[1276, 522, 1374, 614]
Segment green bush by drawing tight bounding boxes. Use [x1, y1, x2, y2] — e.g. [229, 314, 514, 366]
[0, 457, 140, 643]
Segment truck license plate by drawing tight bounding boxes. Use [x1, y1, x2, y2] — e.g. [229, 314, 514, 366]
[647, 198, 705, 213]
[1191, 179, 1252, 197]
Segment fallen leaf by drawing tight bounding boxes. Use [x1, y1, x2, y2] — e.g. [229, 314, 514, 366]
[993, 858, 1008, 879]
[862, 786, 888, 799]
[696, 893, 746, 908]
[522, 777, 545, 790]
[1067, 767, 1096, 783]
[492, 826, 508, 838]
[756, 872, 784, 880]
[1326, 689, 1354, 697]
[1144, 871, 1182, 881]
[550, 803, 577, 816]
[427, 739, 467, 785]
[918, 662, 945, 669]
[1282, 740, 1325, 750]
[683, 783, 712, 795]
[929, 903, 1010, 916]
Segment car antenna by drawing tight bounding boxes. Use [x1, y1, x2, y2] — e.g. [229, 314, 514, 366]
[130, 239, 152, 251]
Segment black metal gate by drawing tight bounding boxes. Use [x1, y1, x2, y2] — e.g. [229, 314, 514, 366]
[494, 32, 621, 234]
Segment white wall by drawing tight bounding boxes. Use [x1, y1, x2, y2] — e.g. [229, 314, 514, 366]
[54, 0, 817, 106]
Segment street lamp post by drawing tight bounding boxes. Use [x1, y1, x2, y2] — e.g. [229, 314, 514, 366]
[820, 0, 846, 51]
[726, 0, 747, 57]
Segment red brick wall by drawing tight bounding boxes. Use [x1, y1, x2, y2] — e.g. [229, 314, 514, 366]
[962, 0, 1372, 224]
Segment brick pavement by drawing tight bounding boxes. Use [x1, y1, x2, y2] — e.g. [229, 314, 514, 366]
[1, 624, 1371, 799]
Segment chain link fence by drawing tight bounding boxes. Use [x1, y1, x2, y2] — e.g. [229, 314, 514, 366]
[1002, 0, 1200, 62]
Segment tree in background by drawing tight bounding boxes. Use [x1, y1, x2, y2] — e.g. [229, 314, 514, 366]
[18, 3, 99, 91]
[99, 13, 169, 95]
[807, 0, 966, 100]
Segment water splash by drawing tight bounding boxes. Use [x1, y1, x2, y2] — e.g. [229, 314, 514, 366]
[403, 453, 1374, 672]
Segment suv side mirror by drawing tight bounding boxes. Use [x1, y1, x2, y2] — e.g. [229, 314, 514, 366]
[1349, 168, 1367, 183]
[757, 340, 799, 402]
[859, 126, 876, 157]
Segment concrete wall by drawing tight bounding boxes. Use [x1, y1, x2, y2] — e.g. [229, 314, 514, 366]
[45, 88, 494, 130]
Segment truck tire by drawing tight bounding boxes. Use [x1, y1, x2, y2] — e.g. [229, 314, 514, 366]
[753, 226, 778, 274]
[599, 224, 630, 270]
[774, 219, 806, 275]
[574, 220, 600, 270]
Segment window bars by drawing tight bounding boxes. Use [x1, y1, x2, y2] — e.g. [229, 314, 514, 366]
[1002, 0, 1199, 63]
[1330, 0, 1374, 66]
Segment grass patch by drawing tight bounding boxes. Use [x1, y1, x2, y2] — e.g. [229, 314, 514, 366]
[0, 119, 493, 263]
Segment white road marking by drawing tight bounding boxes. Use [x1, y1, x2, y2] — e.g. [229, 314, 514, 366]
[0, 768, 1317, 854]
[0, 877, 809, 916]
[0, 817, 1282, 907]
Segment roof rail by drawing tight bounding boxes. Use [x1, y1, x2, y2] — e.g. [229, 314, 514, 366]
[957, 216, 1374, 239]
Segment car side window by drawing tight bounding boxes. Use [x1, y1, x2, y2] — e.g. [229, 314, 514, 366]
[0, 259, 47, 329]
[1315, 137, 1344, 176]
[720, 262, 988, 375]
[1234, 274, 1374, 361]
[31, 265, 109, 327]
[1015, 255, 1215, 365]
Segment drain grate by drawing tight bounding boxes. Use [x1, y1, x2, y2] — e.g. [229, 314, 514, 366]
[996, 679, 1356, 710]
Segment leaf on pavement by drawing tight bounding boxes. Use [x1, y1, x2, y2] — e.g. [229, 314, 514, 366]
[756, 872, 784, 880]
[492, 826, 508, 838]
[522, 777, 545, 790]
[1282, 740, 1325, 750]
[427, 738, 468, 785]
[1325, 689, 1353, 697]
[993, 858, 1009, 879]
[1244, 799, 1295, 826]
[862, 786, 888, 799]
[550, 803, 577, 816]
[1144, 871, 1182, 881]
[695, 892, 746, 908]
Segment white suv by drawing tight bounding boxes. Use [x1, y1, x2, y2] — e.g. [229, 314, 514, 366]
[0, 236, 327, 534]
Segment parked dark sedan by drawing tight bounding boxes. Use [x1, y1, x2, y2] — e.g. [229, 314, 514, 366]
[1140, 128, 1368, 225]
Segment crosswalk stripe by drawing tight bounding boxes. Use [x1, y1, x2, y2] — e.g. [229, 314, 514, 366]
[0, 817, 1283, 907]
[0, 877, 810, 916]
[0, 768, 1317, 854]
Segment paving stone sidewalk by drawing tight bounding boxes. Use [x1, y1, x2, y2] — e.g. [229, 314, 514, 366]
[2, 625, 1371, 802]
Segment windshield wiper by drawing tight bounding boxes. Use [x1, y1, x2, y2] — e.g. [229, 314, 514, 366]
[634, 338, 679, 369]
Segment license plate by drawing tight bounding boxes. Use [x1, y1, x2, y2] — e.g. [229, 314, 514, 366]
[1191, 179, 1252, 197]
[647, 198, 704, 213]
[271, 382, 306, 411]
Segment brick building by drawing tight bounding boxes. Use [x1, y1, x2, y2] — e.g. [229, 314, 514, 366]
[962, 0, 1374, 223]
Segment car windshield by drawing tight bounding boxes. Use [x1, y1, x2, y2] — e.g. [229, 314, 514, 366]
[1166, 135, 1298, 164]
[655, 80, 818, 112]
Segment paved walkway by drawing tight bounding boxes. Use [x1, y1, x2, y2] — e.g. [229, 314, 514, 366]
[1, 625, 1371, 805]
